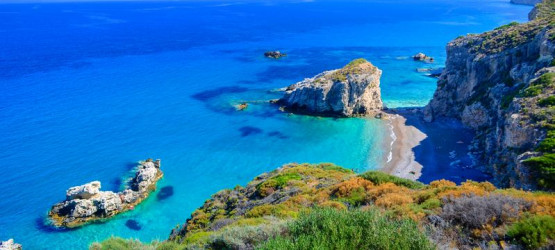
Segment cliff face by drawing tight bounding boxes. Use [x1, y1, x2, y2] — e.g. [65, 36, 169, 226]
[424, 0, 555, 189]
[278, 58, 383, 117]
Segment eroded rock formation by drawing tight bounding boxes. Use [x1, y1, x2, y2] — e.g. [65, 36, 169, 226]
[278, 58, 383, 117]
[48, 159, 163, 228]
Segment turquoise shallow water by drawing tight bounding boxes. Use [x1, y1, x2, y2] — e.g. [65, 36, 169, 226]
[0, 0, 531, 249]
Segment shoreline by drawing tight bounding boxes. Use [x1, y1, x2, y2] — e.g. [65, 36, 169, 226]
[380, 113, 427, 181]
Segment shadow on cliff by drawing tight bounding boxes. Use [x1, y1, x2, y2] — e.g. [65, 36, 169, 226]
[387, 108, 491, 184]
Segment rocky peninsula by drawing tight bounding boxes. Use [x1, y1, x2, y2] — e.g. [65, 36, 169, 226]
[48, 159, 163, 228]
[95, 163, 555, 249]
[424, 0, 555, 190]
[277, 58, 383, 117]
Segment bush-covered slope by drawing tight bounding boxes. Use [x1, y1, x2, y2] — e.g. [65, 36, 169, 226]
[91, 164, 555, 250]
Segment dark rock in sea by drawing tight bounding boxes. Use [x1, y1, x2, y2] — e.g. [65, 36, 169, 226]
[48, 159, 163, 228]
[412, 52, 434, 62]
[125, 219, 142, 231]
[236, 102, 248, 111]
[264, 51, 286, 59]
[157, 186, 174, 201]
[0, 239, 22, 250]
[277, 58, 383, 117]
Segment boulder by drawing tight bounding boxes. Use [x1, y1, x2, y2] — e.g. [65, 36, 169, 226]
[277, 58, 383, 117]
[66, 181, 100, 200]
[412, 52, 434, 62]
[264, 51, 286, 59]
[0, 239, 21, 250]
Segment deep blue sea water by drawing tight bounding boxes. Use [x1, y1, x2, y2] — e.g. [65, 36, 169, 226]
[0, 0, 531, 249]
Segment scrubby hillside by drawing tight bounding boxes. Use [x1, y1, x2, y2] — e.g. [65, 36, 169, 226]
[424, 0, 555, 189]
[92, 164, 555, 250]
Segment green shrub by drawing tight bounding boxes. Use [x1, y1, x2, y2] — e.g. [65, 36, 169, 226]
[507, 215, 555, 249]
[257, 172, 302, 196]
[538, 96, 555, 107]
[537, 138, 555, 153]
[359, 171, 426, 189]
[258, 208, 434, 250]
[523, 153, 555, 189]
[89, 237, 176, 250]
[521, 85, 543, 97]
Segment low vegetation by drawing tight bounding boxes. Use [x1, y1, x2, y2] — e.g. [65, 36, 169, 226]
[92, 163, 555, 249]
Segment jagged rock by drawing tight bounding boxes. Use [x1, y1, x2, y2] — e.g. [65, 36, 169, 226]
[264, 51, 286, 59]
[277, 58, 383, 117]
[412, 52, 434, 62]
[48, 159, 163, 228]
[0, 239, 21, 250]
[66, 181, 100, 200]
[424, 1, 554, 189]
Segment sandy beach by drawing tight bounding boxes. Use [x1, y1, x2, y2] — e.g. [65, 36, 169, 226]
[381, 113, 428, 181]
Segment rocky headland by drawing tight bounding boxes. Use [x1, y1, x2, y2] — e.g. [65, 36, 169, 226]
[95, 163, 555, 249]
[48, 159, 163, 228]
[424, 0, 555, 189]
[277, 58, 383, 117]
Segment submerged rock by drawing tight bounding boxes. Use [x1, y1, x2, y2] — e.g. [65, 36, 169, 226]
[264, 51, 286, 59]
[0, 239, 21, 250]
[277, 58, 383, 117]
[48, 159, 163, 228]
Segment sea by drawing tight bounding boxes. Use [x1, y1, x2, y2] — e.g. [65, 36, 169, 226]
[0, 0, 531, 248]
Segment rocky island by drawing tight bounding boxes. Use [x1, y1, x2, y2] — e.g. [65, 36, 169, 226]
[424, 0, 555, 190]
[48, 159, 163, 228]
[277, 58, 383, 117]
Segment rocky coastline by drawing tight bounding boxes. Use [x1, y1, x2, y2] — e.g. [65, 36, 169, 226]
[424, 0, 555, 189]
[277, 58, 383, 117]
[48, 159, 163, 228]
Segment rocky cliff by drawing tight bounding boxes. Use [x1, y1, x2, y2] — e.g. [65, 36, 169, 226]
[424, 0, 555, 189]
[278, 58, 383, 117]
[49, 159, 163, 228]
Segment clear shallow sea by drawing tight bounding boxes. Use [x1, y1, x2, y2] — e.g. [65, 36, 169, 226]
[0, 0, 531, 249]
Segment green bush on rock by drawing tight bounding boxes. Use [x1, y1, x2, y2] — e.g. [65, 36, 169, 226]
[259, 208, 434, 250]
[507, 215, 555, 249]
[359, 171, 425, 189]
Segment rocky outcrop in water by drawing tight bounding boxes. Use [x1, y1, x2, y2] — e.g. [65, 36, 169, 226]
[264, 51, 286, 59]
[0, 239, 21, 250]
[424, 0, 555, 189]
[413, 52, 434, 62]
[48, 159, 163, 228]
[278, 58, 383, 117]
